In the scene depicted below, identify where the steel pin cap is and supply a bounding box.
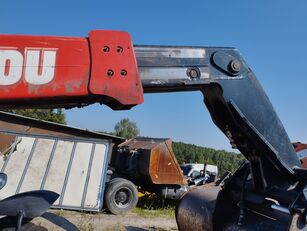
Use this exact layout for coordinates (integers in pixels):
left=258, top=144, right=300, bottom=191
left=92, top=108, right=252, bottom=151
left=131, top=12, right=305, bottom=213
left=229, top=59, right=241, bottom=73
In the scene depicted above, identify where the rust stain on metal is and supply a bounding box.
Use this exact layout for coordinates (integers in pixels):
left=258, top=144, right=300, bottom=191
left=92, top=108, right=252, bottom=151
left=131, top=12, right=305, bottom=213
left=27, top=85, right=40, bottom=95
left=64, top=76, right=89, bottom=93
left=65, top=83, right=75, bottom=93
left=119, top=137, right=187, bottom=185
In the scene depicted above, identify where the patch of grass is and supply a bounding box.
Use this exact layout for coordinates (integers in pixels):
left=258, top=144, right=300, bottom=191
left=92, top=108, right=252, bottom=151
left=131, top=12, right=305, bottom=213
left=137, top=194, right=177, bottom=209
left=53, top=209, right=66, bottom=217
left=78, top=223, right=95, bottom=231
left=133, top=194, right=176, bottom=218
left=76, top=213, right=96, bottom=231
left=133, top=207, right=174, bottom=218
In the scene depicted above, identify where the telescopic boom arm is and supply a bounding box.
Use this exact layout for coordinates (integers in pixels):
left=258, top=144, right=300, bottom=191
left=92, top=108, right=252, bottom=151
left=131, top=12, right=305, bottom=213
left=0, top=30, right=301, bottom=193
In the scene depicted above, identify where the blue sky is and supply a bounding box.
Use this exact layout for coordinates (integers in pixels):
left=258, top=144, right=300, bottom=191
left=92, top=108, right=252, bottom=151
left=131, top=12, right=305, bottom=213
left=1, top=1, right=307, bottom=151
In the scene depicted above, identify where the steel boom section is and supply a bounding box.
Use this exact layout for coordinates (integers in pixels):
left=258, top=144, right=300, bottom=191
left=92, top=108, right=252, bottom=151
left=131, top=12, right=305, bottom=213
left=135, top=45, right=300, bottom=191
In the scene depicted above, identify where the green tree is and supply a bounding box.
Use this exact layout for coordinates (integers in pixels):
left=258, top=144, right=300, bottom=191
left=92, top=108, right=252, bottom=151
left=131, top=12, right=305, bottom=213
left=6, top=109, right=66, bottom=124
left=172, top=141, right=245, bottom=175
left=114, top=118, right=140, bottom=139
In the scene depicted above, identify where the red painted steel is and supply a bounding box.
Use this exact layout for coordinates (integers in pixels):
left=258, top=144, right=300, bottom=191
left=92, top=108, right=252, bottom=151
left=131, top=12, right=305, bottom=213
left=0, top=31, right=143, bottom=109
left=0, top=34, right=90, bottom=99
left=88, top=30, right=143, bottom=108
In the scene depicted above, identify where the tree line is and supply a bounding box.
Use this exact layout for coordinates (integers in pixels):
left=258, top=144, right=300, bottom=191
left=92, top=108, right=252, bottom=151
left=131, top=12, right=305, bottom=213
left=172, top=142, right=245, bottom=175
left=5, top=109, right=66, bottom=124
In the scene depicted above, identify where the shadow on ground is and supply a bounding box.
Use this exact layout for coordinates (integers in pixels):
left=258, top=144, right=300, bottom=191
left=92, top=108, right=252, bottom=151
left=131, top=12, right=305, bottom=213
left=126, top=227, right=148, bottom=231
left=0, top=212, right=78, bottom=231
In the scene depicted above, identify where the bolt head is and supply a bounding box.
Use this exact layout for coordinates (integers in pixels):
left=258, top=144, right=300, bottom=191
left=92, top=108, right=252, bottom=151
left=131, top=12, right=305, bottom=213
left=230, top=59, right=241, bottom=73
left=103, top=46, right=110, bottom=52
left=121, top=69, right=127, bottom=76
left=187, top=67, right=200, bottom=79
left=107, top=69, right=114, bottom=77
left=190, top=70, right=198, bottom=78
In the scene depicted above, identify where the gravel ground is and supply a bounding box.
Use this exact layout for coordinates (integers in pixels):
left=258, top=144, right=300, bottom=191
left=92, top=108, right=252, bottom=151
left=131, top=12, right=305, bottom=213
left=8, top=210, right=178, bottom=231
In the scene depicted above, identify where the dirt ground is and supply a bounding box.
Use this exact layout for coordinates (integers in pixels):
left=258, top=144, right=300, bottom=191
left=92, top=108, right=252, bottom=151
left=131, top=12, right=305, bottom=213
left=13, top=210, right=178, bottom=231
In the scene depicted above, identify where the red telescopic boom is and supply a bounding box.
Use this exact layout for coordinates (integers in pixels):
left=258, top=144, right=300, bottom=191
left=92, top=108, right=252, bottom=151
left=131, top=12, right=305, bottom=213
left=0, top=30, right=143, bottom=110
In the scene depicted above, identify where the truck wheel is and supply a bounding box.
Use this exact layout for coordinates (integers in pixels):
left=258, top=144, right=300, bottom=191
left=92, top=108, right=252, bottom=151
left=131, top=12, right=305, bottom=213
left=105, top=178, right=138, bottom=215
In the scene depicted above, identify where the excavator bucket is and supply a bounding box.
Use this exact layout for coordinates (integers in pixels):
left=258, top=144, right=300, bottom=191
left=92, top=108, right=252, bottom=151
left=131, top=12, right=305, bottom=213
left=112, top=137, right=188, bottom=200
left=115, top=137, right=187, bottom=186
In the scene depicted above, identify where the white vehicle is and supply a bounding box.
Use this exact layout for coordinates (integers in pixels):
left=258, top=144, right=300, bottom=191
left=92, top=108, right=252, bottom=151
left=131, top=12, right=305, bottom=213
left=181, top=163, right=218, bottom=185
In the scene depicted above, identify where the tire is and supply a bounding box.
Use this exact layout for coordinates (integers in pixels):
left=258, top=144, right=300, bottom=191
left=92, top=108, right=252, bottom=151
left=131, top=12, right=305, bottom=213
left=104, top=178, right=138, bottom=215
left=107, top=177, right=124, bottom=185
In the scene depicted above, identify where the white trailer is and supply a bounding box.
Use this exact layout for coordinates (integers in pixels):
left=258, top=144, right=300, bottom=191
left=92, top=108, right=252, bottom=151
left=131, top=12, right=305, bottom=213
left=0, top=112, right=125, bottom=212
left=0, top=132, right=111, bottom=211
